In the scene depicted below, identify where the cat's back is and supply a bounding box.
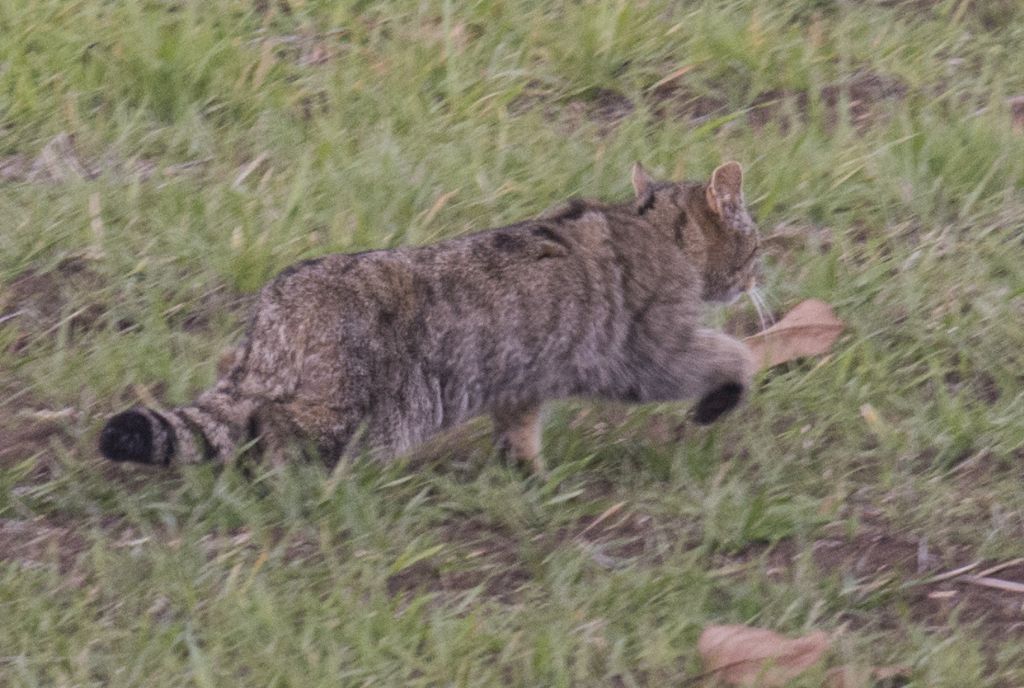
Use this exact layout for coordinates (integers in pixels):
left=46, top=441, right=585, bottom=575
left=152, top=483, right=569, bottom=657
left=250, top=199, right=699, bottom=364
left=261, top=205, right=619, bottom=318
left=244, top=206, right=622, bottom=367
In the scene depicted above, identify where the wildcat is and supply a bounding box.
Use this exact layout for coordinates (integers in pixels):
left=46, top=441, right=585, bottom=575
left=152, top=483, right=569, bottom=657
left=99, top=161, right=761, bottom=472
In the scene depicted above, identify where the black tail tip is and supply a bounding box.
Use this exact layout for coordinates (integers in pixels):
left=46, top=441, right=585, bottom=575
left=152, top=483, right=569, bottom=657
left=99, top=410, right=155, bottom=463
left=693, top=382, right=745, bottom=425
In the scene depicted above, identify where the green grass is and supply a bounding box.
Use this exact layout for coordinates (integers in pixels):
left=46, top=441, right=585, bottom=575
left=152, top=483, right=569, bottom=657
left=2, top=0, right=1024, bottom=685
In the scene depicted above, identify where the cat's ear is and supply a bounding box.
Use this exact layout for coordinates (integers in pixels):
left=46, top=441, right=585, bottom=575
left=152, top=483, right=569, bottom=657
left=631, top=162, right=654, bottom=200
left=706, top=161, right=744, bottom=216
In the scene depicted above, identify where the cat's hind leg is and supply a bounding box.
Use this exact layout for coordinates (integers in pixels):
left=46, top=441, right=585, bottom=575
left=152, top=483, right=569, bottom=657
left=492, top=404, right=545, bottom=474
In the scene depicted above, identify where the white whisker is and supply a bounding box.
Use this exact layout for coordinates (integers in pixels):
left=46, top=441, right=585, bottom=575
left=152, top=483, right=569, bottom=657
left=749, top=287, right=774, bottom=330
left=755, top=286, right=778, bottom=318
left=753, top=286, right=774, bottom=325
left=747, top=289, right=768, bottom=332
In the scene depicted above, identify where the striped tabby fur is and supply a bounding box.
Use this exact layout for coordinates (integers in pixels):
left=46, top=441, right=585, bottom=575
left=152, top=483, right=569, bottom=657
left=99, top=161, right=761, bottom=472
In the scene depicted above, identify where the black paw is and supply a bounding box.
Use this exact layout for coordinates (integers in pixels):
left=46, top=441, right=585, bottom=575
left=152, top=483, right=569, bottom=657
left=99, top=410, right=155, bottom=463
left=693, top=383, right=744, bottom=425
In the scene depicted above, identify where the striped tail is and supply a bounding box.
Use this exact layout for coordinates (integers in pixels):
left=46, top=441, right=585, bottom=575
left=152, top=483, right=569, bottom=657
left=98, top=387, right=259, bottom=465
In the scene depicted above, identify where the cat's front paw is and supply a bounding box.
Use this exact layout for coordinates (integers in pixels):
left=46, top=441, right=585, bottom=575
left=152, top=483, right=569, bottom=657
left=693, top=382, right=745, bottom=425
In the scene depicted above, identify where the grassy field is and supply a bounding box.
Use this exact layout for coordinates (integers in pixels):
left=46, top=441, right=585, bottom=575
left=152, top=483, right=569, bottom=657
left=2, top=0, right=1024, bottom=685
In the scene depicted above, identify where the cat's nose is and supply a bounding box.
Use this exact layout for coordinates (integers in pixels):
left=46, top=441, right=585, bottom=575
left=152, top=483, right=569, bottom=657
left=746, top=275, right=756, bottom=291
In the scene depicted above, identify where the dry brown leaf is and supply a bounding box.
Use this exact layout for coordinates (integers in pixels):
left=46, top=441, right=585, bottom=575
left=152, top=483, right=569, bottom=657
left=744, top=298, right=844, bottom=371
left=697, top=624, right=830, bottom=686
left=825, top=664, right=911, bottom=688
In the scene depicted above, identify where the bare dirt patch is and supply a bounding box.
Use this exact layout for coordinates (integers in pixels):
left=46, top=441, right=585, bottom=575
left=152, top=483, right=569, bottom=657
left=392, top=505, right=678, bottom=605
left=510, top=83, right=636, bottom=134
left=872, top=0, right=945, bottom=9
left=164, top=285, right=255, bottom=334
left=253, top=28, right=349, bottom=68
left=385, top=534, right=530, bottom=603
left=3, top=259, right=251, bottom=352
left=0, top=517, right=88, bottom=578
left=512, top=69, right=909, bottom=135
left=0, top=373, right=79, bottom=471
left=726, top=519, right=1024, bottom=636
left=2, top=257, right=108, bottom=350
left=565, top=508, right=663, bottom=563
left=809, top=529, right=929, bottom=583
left=649, top=84, right=729, bottom=125
left=0, top=405, right=73, bottom=470
left=385, top=506, right=663, bottom=603
left=427, top=517, right=533, bottom=603
left=825, top=70, right=910, bottom=130
left=563, top=88, right=636, bottom=132
left=390, top=499, right=1024, bottom=638
left=745, top=71, right=909, bottom=133
left=929, top=561, right=1024, bottom=633
left=0, top=132, right=210, bottom=185
left=1009, top=96, right=1024, bottom=135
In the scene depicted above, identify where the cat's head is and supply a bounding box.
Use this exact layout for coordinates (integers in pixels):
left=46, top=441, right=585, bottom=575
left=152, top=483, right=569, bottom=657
left=632, top=161, right=761, bottom=303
